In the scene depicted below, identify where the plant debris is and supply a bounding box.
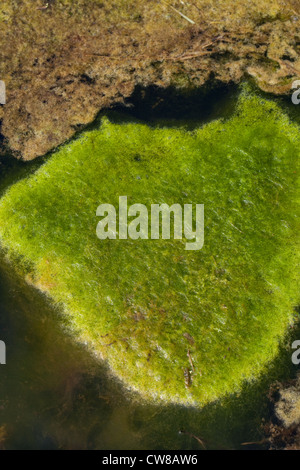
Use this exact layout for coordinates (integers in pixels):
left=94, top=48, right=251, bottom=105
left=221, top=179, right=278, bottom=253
left=0, top=0, right=299, bottom=160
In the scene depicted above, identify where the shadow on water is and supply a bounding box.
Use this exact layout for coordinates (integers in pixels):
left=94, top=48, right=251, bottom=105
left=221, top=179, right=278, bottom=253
left=91, top=80, right=241, bottom=131
left=0, top=81, right=299, bottom=450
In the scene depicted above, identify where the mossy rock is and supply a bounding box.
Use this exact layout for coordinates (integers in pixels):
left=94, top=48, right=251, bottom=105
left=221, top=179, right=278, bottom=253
left=0, top=90, right=299, bottom=405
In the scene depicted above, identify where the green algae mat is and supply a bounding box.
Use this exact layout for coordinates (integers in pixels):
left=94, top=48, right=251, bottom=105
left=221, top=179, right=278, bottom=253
left=0, top=91, right=299, bottom=405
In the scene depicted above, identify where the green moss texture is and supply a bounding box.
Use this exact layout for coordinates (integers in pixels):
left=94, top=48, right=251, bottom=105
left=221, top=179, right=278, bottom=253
left=0, top=90, right=299, bottom=405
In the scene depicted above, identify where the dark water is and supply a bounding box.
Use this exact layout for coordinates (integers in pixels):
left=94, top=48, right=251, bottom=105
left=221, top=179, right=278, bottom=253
left=0, top=84, right=299, bottom=450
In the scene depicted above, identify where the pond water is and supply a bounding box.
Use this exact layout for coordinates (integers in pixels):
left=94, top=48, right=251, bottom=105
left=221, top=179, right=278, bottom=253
left=0, top=84, right=299, bottom=450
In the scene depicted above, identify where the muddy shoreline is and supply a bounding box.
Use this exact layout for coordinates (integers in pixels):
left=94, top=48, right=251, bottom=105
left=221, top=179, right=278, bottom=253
left=0, top=0, right=300, bottom=161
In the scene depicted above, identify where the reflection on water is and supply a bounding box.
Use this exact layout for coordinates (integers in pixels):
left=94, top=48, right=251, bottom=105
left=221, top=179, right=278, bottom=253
left=0, top=88, right=299, bottom=449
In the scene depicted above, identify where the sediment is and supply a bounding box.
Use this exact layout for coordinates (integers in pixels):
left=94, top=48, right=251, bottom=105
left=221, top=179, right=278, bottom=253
left=0, top=0, right=300, bottom=160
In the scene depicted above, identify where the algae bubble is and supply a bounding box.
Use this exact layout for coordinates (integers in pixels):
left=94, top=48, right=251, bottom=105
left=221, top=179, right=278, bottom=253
left=0, top=90, right=298, bottom=405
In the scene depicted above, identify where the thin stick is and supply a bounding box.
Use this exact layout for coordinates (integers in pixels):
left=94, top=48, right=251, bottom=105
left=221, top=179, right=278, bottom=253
left=37, top=2, right=49, bottom=9
left=187, top=349, right=195, bottom=373
left=161, top=0, right=196, bottom=24
left=179, top=430, right=206, bottom=450
left=241, top=438, right=269, bottom=446
left=169, top=51, right=211, bottom=61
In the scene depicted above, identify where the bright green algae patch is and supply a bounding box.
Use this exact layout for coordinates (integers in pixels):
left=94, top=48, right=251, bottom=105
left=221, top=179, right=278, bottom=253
left=0, top=91, right=299, bottom=405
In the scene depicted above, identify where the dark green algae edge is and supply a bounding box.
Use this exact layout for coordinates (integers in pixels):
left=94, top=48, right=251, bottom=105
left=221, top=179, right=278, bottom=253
left=0, top=89, right=299, bottom=407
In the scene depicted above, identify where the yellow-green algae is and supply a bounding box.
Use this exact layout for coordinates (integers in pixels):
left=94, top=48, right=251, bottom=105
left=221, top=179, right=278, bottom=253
left=0, top=90, right=299, bottom=405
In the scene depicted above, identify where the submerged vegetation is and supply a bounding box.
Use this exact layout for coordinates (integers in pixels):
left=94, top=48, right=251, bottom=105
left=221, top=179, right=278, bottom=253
left=0, top=90, right=299, bottom=405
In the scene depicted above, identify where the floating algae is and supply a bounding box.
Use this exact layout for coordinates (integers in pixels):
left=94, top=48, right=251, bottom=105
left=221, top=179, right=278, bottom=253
left=0, top=90, right=299, bottom=405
